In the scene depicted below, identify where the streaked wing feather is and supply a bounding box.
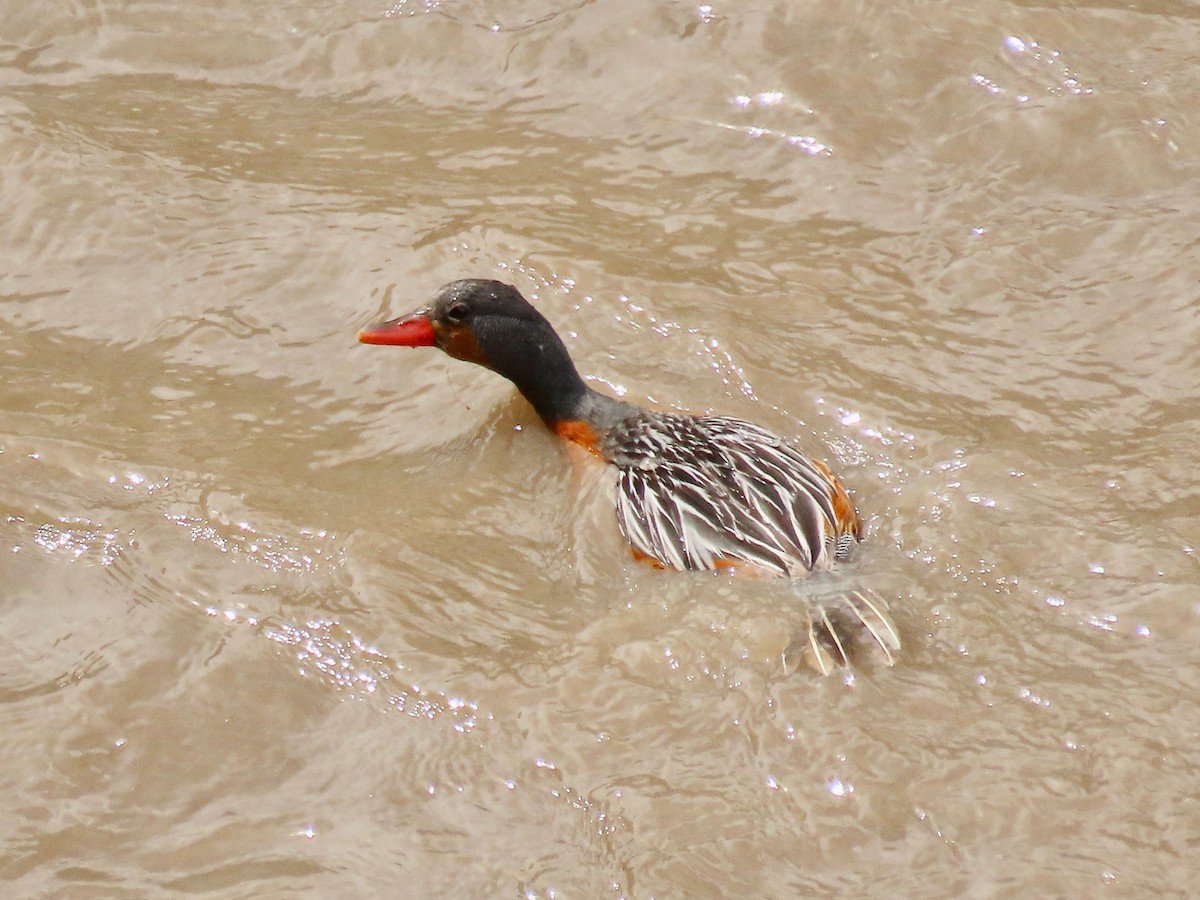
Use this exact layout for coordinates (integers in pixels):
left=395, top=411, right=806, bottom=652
left=611, top=414, right=849, bottom=576
left=840, top=589, right=901, bottom=662
left=608, top=412, right=901, bottom=674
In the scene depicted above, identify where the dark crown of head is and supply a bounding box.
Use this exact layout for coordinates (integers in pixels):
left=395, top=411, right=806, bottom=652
left=435, top=279, right=541, bottom=321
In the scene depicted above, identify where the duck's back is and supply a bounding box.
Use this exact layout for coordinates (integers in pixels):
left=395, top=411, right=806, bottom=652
left=601, top=412, right=861, bottom=576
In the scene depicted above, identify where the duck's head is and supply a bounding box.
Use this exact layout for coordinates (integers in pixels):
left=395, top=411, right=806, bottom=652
left=358, top=278, right=589, bottom=423
left=358, top=279, right=542, bottom=361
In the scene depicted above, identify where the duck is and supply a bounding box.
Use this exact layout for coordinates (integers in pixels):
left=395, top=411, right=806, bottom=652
left=358, top=278, right=900, bottom=674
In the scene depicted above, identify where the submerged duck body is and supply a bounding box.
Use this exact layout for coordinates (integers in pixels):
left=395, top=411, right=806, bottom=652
left=359, top=278, right=899, bottom=673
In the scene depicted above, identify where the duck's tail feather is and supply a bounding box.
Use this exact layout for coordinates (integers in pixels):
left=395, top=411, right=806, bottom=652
left=784, top=589, right=901, bottom=676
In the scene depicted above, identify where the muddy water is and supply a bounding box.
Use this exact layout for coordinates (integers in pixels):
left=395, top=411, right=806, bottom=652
left=3, top=1, right=1199, bottom=896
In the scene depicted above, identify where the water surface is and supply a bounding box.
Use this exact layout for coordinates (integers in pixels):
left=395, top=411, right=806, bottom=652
left=2, top=1, right=1199, bottom=896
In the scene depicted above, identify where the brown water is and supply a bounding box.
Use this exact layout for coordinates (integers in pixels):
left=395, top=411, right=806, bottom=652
left=3, top=1, right=1199, bottom=897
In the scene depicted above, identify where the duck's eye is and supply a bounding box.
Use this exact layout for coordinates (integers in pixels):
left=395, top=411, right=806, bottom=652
left=445, top=302, right=470, bottom=323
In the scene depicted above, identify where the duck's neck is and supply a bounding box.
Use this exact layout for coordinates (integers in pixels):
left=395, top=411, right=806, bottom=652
left=520, top=372, right=641, bottom=449
left=547, top=386, right=643, bottom=450
left=476, top=314, right=641, bottom=445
